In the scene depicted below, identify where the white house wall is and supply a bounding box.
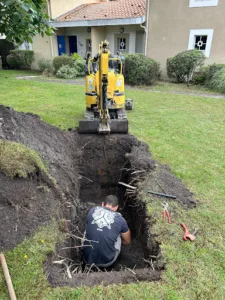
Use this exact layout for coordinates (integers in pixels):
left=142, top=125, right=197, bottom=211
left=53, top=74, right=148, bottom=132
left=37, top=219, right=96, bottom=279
left=106, top=25, right=143, bottom=54
left=64, top=25, right=144, bottom=56
left=31, top=25, right=145, bottom=69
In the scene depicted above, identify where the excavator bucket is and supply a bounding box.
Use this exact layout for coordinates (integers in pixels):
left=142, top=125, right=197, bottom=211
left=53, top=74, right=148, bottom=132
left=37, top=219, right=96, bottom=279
left=78, top=119, right=128, bottom=134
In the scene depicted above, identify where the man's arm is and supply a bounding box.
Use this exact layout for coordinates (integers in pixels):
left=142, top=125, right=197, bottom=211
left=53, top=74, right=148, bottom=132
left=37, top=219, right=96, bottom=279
left=121, top=229, right=131, bottom=245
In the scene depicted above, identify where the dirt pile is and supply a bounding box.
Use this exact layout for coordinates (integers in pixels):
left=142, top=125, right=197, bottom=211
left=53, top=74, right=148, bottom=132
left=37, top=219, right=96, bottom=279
left=0, top=105, right=79, bottom=251
left=0, top=105, right=196, bottom=286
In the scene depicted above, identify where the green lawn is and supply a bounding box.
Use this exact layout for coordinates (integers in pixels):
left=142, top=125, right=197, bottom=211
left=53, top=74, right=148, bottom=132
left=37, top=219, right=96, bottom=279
left=0, top=70, right=225, bottom=300
left=149, top=80, right=223, bottom=95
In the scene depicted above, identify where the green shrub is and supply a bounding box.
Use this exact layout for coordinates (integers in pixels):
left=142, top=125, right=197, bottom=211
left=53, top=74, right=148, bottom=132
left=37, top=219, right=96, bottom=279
left=204, top=64, right=225, bottom=86
left=6, top=54, right=21, bottom=69
left=167, top=50, right=205, bottom=83
left=193, top=66, right=209, bottom=85
left=38, top=58, right=53, bottom=72
left=6, top=50, right=34, bottom=69
left=53, top=55, right=73, bottom=73
left=0, top=56, right=2, bottom=70
left=124, top=54, right=160, bottom=86
left=71, top=52, right=83, bottom=61
left=73, top=60, right=85, bottom=76
left=38, top=58, right=53, bottom=76
left=56, top=65, right=77, bottom=79
left=207, top=68, right=225, bottom=93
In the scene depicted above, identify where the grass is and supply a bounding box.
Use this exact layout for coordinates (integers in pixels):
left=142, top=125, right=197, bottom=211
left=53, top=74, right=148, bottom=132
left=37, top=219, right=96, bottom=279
left=0, top=223, right=65, bottom=300
left=0, top=140, right=49, bottom=178
left=0, top=69, right=225, bottom=299
left=149, top=80, right=223, bottom=95
left=0, top=70, right=83, bottom=129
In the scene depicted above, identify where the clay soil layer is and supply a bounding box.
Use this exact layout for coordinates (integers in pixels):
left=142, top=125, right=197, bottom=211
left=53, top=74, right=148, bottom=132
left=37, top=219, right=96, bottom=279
left=0, top=106, right=196, bottom=287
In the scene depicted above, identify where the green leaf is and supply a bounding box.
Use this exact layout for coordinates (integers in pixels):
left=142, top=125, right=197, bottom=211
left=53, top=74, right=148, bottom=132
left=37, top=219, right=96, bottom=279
left=12, top=12, right=20, bottom=23
left=5, top=0, right=15, bottom=6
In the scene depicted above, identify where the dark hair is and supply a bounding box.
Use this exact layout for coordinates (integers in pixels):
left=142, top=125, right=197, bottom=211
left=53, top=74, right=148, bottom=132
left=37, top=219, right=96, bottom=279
left=104, top=195, right=118, bottom=207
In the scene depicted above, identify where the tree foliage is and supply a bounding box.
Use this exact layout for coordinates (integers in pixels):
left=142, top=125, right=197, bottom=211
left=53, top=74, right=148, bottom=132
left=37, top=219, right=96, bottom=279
left=0, top=0, right=54, bottom=45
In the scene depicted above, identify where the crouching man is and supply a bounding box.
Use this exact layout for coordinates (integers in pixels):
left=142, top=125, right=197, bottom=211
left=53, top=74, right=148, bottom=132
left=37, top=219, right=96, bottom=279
left=83, top=195, right=131, bottom=267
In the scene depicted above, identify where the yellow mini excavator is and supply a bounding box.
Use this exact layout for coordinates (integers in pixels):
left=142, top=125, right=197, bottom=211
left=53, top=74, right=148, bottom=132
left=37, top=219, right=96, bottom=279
left=78, top=40, right=131, bottom=134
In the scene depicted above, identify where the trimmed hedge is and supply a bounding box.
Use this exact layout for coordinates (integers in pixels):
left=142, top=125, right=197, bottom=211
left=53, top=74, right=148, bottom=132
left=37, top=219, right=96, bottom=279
left=53, top=55, right=73, bottom=73
left=6, top=50, right=34, bottom=69
left=167, top=50, right=205, bottom=83
left=124, top=54, right=160, bottom=86
left=0, top=56, right=2, bottom=70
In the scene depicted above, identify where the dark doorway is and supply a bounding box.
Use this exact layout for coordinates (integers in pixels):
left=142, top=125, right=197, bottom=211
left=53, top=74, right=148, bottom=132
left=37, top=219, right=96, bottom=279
left=57, top=36, right=66, bottom=56
left=69, top=36, right=77, bottom=54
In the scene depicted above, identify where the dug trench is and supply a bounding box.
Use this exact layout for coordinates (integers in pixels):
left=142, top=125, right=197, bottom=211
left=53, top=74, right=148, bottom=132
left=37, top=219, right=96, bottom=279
left=46, top=135, right=162, bottom=287
left=0, top=106, right=196, bottom=288
left=46, top=135, right=195, bottom=287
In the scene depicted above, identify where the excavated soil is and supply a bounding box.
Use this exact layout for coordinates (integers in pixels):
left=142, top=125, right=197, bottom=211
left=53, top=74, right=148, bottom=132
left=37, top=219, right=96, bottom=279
left=0, top=105, right=79, bottom=251
left=0, top=105, right=196, bottom=286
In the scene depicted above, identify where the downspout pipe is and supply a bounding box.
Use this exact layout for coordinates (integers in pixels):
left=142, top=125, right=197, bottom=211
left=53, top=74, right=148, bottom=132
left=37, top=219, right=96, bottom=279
left=144, top=0, right=150, bottom=56
left=47, top=0, right=54, bottom=57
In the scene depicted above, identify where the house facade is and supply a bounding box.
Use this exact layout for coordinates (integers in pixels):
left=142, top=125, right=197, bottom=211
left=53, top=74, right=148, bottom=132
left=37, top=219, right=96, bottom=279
left=146, top=0, right=225, bottom=76
left=31, top=0, right=146, bottom=68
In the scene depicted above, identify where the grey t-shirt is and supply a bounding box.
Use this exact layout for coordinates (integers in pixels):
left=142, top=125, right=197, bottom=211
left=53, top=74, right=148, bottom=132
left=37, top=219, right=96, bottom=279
left=83, top=206, right=129, bottom=265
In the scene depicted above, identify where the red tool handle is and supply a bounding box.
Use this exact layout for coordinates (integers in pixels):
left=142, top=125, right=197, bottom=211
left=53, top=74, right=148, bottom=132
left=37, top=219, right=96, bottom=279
left=167, top=211, right=172, bottom=224
left=181, top=223, right=187, bottom=232
left=181, top=223, right=195, bottom=241
left=162, top=211, right=172, bottom=223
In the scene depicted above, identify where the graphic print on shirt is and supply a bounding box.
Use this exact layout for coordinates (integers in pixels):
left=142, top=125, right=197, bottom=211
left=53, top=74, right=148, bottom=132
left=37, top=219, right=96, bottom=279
left=91, top=207, right=115, bottom=230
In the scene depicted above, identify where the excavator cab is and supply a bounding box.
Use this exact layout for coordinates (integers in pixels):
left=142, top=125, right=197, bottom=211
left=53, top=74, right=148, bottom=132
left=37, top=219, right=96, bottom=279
left=78, top=41, right=128, bottom=134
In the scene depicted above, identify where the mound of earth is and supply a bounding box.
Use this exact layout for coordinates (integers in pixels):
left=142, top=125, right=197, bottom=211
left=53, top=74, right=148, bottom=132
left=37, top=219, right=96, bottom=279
left=0, top=105, right=79, bottom=251
left=0, top=105, right=196, bottom=286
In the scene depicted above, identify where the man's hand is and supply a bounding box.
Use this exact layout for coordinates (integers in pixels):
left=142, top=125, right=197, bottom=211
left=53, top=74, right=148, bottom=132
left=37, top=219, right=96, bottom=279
left=121, top=229, right=131, bottom=245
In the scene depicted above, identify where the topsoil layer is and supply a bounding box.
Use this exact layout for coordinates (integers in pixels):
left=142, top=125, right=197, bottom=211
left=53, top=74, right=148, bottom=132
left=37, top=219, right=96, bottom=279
left=0, top=105, right=196, bottom=286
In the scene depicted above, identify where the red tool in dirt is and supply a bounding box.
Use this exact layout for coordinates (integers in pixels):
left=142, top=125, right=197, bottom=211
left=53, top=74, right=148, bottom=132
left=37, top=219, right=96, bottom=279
left=181, top=223, right=196, bottom=241
left=162, top=202, right=172, bottom=224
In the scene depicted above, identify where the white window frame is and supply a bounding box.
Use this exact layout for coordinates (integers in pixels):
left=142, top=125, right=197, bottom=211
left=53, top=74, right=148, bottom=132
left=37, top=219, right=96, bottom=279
left=117, top=37, right=127, bottom=51
left=188, top=29, right=214, bottom=57
left=86, top=39, right=92, bottom=53
left=19, top=41, right=32, bottom=51
left=189, top=0, right=219, bottom=8
left=0, top=33, right=6, bottom=40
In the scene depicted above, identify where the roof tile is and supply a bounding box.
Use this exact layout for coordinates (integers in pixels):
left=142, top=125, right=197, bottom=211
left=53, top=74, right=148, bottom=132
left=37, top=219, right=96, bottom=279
left=57, top=0, right=146, bottom=22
